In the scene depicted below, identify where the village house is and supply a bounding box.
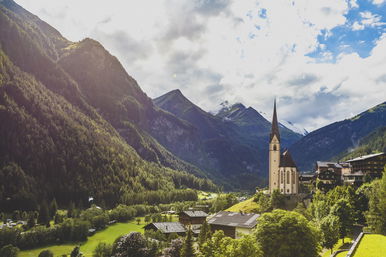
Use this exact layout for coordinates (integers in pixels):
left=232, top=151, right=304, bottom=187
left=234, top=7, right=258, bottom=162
left=143, top=222, right=186, bottom=236
left=207, top=211, right=260, bottom=239
left=179, top=210, right=208, bottom=226
left=314, top=161, right=343, bottom=191
left=346, top=152, right=386, bottom=179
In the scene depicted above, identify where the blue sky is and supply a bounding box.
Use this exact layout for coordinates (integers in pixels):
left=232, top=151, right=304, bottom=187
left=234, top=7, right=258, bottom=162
left=309, top=0, right=386, bottom=61
left=16, top=0, right=386, bottom=132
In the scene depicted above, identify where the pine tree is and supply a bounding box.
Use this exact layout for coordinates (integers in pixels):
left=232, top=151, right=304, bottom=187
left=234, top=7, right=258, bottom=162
left=181, top=228, right=195, bottom=257
left=198, top=220, right=209, bottom=246
left=37, top=201, right=50, bottom=226
left=27, top=212, right=36, bottom=229
left=49, top=198, right=58, bottom=219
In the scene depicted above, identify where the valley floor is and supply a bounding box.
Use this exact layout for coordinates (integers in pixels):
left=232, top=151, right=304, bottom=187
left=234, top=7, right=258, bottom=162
left=19, top=218, right=145, bottom=257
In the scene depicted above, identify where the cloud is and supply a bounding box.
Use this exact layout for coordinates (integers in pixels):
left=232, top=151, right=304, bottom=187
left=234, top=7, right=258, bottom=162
left=14, top=0, right=386, bottom=132
left=352, top=11, right=385, bottom=30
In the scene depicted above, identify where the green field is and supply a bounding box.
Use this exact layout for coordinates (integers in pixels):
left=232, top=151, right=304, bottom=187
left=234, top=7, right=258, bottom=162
left=198, top=191, right=218, bottom=200
left=226, top=197, right=258, bottom=213
left=19, top=219, right=145, bottom=257
left=321, top=237, right=352, bottom=257
left=353, top=234, right=386, bottom=257
left=336, top=251, right=348, bottom=257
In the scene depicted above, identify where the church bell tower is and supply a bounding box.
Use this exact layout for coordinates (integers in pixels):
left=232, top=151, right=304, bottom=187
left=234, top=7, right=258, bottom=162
left=269, top=100, right=281, bottom=193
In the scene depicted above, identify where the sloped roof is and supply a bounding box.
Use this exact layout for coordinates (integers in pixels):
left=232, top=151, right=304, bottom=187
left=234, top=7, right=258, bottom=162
left=279, top=150, right=297, bottom=168
left=316, top=161, right=342, bottom=169
left=346, top=152, right=385, bottom=162
left=144, top=222, right=186, bottom=233
left=181, top=210, right=208, bottom=217
left=208, top=211, right=260, bottom=229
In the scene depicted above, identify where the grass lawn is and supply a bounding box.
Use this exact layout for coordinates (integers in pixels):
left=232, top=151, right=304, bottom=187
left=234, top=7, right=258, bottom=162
left=336, top=251, right=348, bottom=257
left=198, top=191, right=218, bottom=200
left=19, top=218, right=146, bottom=257
left=321, top=237, right=353, bottom=257
left=353, top=234, right=386, bottom=257
left=226, top=197, right=258, bottom=213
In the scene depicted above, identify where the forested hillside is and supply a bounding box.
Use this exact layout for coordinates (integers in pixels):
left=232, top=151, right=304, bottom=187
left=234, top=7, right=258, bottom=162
left=0, top=0, right=216, bottom=211
left=337, top=126, right=386, bottom=161
left=290, top=102, right=386, bottom=171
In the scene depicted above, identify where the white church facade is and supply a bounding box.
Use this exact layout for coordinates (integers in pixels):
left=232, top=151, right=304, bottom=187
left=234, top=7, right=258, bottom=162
left=268, top=101, right=299, bottom=195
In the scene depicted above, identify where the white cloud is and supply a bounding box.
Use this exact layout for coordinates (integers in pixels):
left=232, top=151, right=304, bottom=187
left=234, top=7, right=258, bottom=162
left=14, top=0, right=386, bottom=132
left=372, top=0, right=386, bottom=5
left=352, top=11, right=385, bottom=30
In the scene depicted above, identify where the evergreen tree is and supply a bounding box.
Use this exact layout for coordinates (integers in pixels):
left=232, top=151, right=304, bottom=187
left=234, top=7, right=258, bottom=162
left=198, top=220, right=209, bottom=246
left=366, top=168, right=386, bottom=234
left=27, top=212, right=36, bottom=229
left=49, top=199, right=58, bottom=219
left=68, top=201, right=75, bottom=218
left=38, top=201, right=50, bottom=227
left=70, top=246, right=82, bottom=257
left=181, top=228, right=195, bottom=257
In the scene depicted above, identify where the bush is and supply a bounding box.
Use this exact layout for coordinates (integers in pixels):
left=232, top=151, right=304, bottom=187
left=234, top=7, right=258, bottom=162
left=38, top=249, right=54, bottom=257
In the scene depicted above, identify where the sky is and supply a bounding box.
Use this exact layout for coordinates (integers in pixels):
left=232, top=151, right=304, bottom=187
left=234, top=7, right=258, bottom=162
left=15, top=0, right=386, bottom=132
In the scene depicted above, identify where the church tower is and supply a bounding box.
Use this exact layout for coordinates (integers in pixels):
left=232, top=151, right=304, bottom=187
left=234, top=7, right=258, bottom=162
left=269, top=100, right=280, bottom=193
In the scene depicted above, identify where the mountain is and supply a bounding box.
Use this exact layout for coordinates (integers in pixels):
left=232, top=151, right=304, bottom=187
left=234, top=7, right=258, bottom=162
left=337, top=126, right=386, bottom=161
left=290, top=102, right=386, bottom=171
left=0, top=0, right=216, bottom=211
left=280, top=120, right=308, bottom=136
left=154, top=90, right=303, bottom=189
left=216, top=102, right=303, bottom=148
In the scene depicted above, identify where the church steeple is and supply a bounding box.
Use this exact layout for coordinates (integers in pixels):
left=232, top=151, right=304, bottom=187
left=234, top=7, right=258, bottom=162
left=270, top=99, right=280, bottom=141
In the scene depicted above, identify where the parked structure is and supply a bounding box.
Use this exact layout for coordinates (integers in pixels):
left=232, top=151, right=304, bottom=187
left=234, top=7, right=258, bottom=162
left=208, top=211, right=260, bottom=239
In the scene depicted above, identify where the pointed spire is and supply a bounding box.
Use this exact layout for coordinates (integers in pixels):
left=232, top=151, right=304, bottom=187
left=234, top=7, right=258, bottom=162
left=270, top=99, right=280, bottom=141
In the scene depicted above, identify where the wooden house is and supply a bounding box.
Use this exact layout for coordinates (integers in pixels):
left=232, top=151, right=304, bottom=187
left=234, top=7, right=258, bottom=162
left=208, top=211, right=260, bottom=239
left=143, top=222, right=186, bottom=236
left=179, top=210, right=208, bottom=226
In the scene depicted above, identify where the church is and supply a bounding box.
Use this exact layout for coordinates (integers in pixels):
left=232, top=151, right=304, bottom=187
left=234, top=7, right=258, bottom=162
left=268, top=100, right=299, bottom=194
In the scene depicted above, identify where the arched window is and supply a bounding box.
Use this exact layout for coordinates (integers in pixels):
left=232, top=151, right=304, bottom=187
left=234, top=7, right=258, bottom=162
left=281, top=170, right=284, bottom=183
left=286, top=170, right=289, bottom=183
left=273, top=145, right=277, bottom=151
left=292, top=171, right=295, bottom=183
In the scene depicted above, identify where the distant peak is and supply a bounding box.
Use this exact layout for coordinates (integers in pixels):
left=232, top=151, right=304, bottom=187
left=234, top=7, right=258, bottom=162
left=232, top=103, right=246, bottom=109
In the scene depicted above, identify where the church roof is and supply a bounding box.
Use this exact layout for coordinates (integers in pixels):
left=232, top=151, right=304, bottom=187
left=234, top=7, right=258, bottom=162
left=279, top=150, right=297, bottom=168
left=270, top=99, right=280, bottom=141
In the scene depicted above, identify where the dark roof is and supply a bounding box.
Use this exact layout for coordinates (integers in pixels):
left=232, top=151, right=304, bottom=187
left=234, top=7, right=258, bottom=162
left=346, top=152, right=385, bottom=162
left=181, top=211, right=208, bottom=217
left=208, top=211, right=260, bottom=229
left=279, top=150, right=297, bottom=168
left=144, top=222, right=186, bottom=234
left=270, top=99, right=280, bottom=141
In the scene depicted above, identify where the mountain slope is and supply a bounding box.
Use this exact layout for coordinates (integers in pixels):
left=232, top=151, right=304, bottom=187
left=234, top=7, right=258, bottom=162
left=290, top=102, right=386, bottom=171
left=154, top=90, right=303, bottom=189
left=336, top=126, right=386, bottom=161
left=0, top=0, right=216, bottom=211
